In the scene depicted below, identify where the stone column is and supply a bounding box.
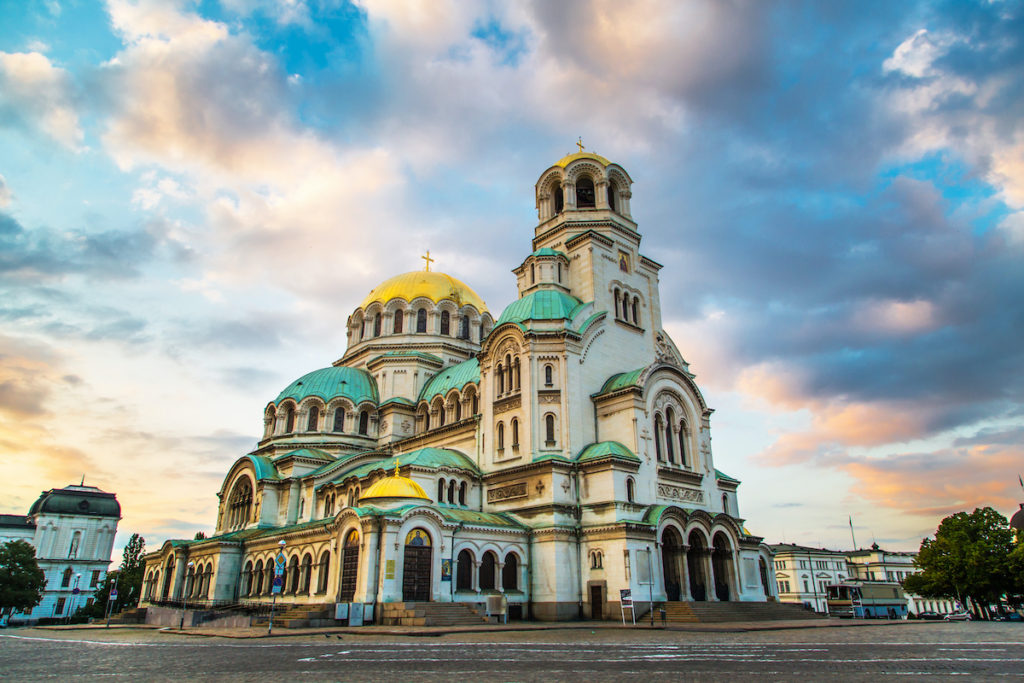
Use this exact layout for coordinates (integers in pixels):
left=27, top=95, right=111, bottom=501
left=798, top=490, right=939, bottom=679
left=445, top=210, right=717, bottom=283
left=473, top=561, right=481, bottom=593
left=596, top=179, right=609, bottom=209
left=680, top=544, right=692, bottom=601
left=704, top=549, right=718, bottom=602
left=497, top=561, right=505, bottom=593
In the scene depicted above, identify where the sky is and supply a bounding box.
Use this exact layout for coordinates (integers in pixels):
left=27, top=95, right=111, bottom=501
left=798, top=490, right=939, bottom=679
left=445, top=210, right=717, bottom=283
left=1, top=0, right=1023, bottom=561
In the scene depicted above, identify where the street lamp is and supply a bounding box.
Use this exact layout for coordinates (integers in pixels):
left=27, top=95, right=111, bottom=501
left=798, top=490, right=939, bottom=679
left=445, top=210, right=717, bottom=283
left=268, top=540, right=286, bottom=635
left=180, top=561, right=195, bottom=630
left=67, top=573, right=82, bottom=624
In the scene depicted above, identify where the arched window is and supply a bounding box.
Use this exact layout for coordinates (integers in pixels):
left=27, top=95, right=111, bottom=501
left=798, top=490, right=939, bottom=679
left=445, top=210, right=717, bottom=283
left=448, top=480, right=456, bottom=504
left=299, top=497, right=305, bottom=518
left=545, top=414, right=556, bottom=446
left=576, top=176, right=596, bottom=208
left=243, top=561, right=253, bottom=596
left=316, top=551, right=330, bottom=594
left=416, top=308, right=427, bottom=333
left=654, top=414, right=664, bottom=462
left=480, top=552, right=497, bottom=590
left=665, top=408, right=676, bottom=464
left=626, top=477, right=636, bottom=503
left=459, top=481, right=467, bottom=506
left=307, top=405, right=319, bottom=431
left=531, top=263, right=536, bottom=284
left=678, top=423, right=688, bottom=467
left=254, top=560, right=264, bottom=595
left=513, top=358, right=521, bottom=390
left=614, top=288, right=621, bottom=318
left=456, top=549, right=473, bottom=590
left=437, top=479, right=445, bottom=503
left=502, top=552, right=519, bottom=590
left=284, top=405, right=295, bottom=433
left=373, top=314, right=381, bottom=337
left=68, top=531, right=81, bottom=558
left=511, top=418, right=519, bottom=447
left=497, top=422, right=505, bottom=450
left=632, top=297, right=639, bottom=325
left=557, top=262, right=562, bottom=282
left=358, top=410, right=369, bottom=435
left=62, top=567, right=73, bottom=587
left=454, top=399, right=462, bottom=421
left=333, top=407, right=345, bottom=432
left=497, top=364, right=505, bottom=394
left=590, top=550, right=603, bottom=569
left=436, top=400, right=446, bottom=427
left=440, top=310, right=450, bottom=336
left=288, top=555, right=300, bottom=594
left=300, top=554, right=313, bottom=594
left=472, top=394, right=479, bottom=415
left=227, top=477, right=253, bottom=529
left=553, top=182, right=563, bottom=214
left=608, top=180, right=618, bottom=212
left=459, top=315, right=469, bottom=339
left=722, top=493, right=730, bottom=516
left=544, top=364, right=553, bottom=386
left=264, top=562, right=273, bottom=595
left=393, top=309, right=403, bottom=334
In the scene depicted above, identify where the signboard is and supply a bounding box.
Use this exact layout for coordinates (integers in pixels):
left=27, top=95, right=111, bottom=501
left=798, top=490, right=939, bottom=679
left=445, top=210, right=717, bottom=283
left=441, top=559, right=452, bottom=582
left=385, top=559, right=395, bottom=580
left=109, top=589, right=118, bottom=600
left=619, top=589, right=632, bottom=607
left=272, top=576, right=283, bottom=595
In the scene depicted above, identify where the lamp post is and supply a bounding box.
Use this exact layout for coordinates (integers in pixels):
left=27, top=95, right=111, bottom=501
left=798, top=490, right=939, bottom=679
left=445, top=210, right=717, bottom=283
left=179, top=561, right=194, bottom=630
left=67, top=573, right=82, bottom=624
left=105, top=571, right=120, bottom=628
left=268, top=540, right=286, bottom=635
left=646, top=546, right=654, bottom=627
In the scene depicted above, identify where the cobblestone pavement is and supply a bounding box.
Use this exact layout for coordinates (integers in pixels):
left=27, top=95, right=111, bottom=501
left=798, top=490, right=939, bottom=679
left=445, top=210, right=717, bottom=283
left=1, top=622, right=1021, bottom=681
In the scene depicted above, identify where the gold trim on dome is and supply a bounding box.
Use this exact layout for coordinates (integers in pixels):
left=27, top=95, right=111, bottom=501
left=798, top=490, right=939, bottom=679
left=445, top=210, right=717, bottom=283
left=359, top=270, right=488, bottom=312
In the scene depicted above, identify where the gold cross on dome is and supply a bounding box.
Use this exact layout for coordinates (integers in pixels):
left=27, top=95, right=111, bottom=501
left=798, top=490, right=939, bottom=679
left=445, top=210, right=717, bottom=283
left=421, top=250, right=434, bottom=272
left=577, top=137, right=585, bottom=153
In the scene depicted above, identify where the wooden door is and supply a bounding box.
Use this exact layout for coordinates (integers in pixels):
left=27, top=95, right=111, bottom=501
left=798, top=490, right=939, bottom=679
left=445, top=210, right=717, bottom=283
left=339, top=545, right=359, bottom=602
left=402, top=545, right=432, bottom=602
left=590, top=584, right=603, bottom=620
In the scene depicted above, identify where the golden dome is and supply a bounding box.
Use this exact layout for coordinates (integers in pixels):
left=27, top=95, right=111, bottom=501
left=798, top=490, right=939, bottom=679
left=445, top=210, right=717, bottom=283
left=359, top=469, right=430, bottom=502
left=555, top=151, right=612, bottom=168
left=359, top=270, right=488, bottom=312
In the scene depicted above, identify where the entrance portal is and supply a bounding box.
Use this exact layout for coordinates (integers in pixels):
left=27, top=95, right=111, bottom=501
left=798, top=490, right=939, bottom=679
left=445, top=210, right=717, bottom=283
left=661, top=528, right=683, bottom=601
left=339, top=530, right=359, bottom=602
left=590, top=584, right=603, bottom=620
left=687, top=531, right=708, bottom=601
left=402, top=528, right=432, bottom=602
left=712, top=532, right=733, bottom=602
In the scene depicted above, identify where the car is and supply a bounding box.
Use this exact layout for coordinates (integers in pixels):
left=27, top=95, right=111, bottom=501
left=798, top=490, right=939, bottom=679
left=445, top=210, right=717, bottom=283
left=916, top=611, right=944, bottom=620
left=944, top=611, right=973, bottom=621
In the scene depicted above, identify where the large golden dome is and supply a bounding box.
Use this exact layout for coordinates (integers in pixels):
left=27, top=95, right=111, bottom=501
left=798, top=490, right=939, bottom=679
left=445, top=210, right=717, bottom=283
left=555, top=151, right=612, bottom=168
left=359, top=270, right=488, bottom=312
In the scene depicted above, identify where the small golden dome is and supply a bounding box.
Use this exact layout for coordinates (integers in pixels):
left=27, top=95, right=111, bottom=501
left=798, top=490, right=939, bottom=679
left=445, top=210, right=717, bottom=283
left=555, top=151, right=612, bottom=168
left=359, top=469, right=430, bottom=502
left=359, top=271, right=488, bottom=312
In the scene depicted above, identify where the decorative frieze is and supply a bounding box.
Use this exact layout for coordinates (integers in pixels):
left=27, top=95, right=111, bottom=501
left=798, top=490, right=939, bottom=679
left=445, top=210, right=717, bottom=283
left=487, top=482, right=528, bottom=503
left=494, top=396, right=521, bottom=414
left=656, top=482, right=704, bottom=504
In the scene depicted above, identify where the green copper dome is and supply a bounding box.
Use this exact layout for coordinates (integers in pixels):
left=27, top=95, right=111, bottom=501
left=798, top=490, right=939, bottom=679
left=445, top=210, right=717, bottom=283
left=496, top=290, right=584, bottom=326
left=419, top=358, right=480, bottom=403
left=28, top=485, right=121, bottom=518
left=275, top=366, right=378, bottom=406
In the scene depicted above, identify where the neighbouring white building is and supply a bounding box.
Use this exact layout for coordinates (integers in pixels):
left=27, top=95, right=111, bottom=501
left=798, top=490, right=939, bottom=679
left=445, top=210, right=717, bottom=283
left=0, top=483, right=121, bottom=624
left=139, top=148, right=776, bottom=623
left=770, top=544, right=850, bottom=613
left=771, top=542, right=957, bottom=615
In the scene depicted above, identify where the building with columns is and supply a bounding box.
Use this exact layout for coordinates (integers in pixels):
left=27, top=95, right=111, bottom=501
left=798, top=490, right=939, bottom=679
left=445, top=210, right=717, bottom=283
left=138, top=148, right=775, bottom=621
left=0, top=483, right=120, bottom=624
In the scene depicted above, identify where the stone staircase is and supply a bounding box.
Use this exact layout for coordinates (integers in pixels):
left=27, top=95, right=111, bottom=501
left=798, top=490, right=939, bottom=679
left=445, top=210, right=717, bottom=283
left=659, top=601, right=826, bottom=623
left=107, top=607, right=147, bottom=624
left=253, top=604, right=336, bottom=629
left=381, top=602, right=489, bottom=627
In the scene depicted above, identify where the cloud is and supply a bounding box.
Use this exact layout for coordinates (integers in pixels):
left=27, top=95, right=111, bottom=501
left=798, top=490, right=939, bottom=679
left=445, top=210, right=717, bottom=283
left=0, top=176, right=11, bottom=208
left=0, top=51, right=82, bottom=147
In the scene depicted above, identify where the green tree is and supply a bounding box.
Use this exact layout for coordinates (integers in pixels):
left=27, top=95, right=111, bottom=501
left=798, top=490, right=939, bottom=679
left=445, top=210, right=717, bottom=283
left=904, top=507, right=1014, bottom=616
left=76, top=533, right=147, bottom=619
left=0, top=540, right=47, bottom=619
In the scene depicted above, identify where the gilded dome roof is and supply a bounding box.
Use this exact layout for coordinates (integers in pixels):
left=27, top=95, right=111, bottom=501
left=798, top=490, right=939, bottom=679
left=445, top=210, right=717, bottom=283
left=555, top=151, right=612, bottom=168
left=359, top=271, right=488, bottom=312
left=359, top=468, right=430, bottom=502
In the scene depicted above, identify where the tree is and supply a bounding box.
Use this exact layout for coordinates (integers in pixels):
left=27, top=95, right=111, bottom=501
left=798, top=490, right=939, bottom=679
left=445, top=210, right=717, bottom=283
left=193, top=531, right=207, bottom=540
left=904, top=507, right=1014, bottom=616
left=76, top=533, right=147, bottom=619
left=0, top=540, right=47, bottom=619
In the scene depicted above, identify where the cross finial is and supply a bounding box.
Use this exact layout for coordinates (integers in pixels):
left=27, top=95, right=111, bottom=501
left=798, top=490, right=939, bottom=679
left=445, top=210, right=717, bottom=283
left=421, top=250, right=434, bottom=272
left=576, top=136, right=585, bottom=153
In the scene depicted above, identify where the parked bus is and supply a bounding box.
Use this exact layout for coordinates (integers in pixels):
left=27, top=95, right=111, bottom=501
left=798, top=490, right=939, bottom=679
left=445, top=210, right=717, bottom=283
left=826, top=581, right=908, bottom=619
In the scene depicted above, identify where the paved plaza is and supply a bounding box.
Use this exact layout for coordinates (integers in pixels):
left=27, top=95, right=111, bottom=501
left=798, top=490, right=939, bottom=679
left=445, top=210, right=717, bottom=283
left=1, top=621, right=1021, bottom=681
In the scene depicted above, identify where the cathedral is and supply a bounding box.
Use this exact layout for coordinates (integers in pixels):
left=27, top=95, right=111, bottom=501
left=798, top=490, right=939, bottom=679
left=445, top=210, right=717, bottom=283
left=139, top=149, right=775, bottom=622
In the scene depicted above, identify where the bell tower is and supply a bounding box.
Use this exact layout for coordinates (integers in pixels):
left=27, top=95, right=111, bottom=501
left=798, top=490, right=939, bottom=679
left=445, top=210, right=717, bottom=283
left=527, top=145, right=663, bottom=339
